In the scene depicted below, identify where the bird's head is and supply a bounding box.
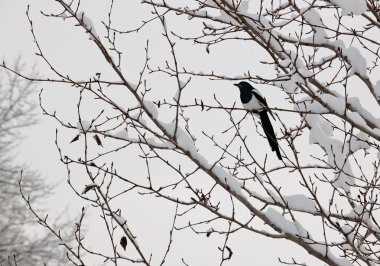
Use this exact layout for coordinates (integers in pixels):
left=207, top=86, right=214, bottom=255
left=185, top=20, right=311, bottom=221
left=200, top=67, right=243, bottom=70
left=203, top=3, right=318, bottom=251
left=234, top=81, right=253, bottom=93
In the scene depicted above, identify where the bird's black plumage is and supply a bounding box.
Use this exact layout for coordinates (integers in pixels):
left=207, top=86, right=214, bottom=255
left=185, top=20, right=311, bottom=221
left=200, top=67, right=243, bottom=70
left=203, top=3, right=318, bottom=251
left=259, top=111, right=282, bottom=160
left=234, top=81, right=282, bottom=160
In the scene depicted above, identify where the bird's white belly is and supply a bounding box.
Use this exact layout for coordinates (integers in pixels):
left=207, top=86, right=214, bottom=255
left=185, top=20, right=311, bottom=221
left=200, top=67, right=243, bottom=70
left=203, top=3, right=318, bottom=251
left=243, top=97, right=264, bottom=112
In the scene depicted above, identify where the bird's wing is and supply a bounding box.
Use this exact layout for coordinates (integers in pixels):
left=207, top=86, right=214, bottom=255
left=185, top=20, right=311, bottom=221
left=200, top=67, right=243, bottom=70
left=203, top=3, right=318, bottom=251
left=251, top=90, right=268, bottom=108
left=252, top=90, right=276, bottom=120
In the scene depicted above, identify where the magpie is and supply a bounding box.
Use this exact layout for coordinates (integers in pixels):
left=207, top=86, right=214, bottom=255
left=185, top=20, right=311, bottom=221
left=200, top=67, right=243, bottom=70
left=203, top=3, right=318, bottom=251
left=234, top=81, right=282, bottom=160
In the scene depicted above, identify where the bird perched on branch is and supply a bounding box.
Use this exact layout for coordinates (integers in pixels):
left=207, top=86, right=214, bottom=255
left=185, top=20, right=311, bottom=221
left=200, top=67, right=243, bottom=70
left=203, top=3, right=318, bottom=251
left=234, top=81, right=282, bottom=160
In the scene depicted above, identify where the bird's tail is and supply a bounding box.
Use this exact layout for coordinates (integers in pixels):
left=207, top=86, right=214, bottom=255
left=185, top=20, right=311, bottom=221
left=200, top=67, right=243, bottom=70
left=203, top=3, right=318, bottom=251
left=259, top=111, right=282, bottom=160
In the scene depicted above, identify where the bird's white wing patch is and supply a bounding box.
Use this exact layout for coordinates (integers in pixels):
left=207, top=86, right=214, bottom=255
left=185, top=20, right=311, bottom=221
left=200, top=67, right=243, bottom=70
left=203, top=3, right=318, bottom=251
left=252, top=87, right=264, bottom=98
left=243, top=92, right=265, bottom=111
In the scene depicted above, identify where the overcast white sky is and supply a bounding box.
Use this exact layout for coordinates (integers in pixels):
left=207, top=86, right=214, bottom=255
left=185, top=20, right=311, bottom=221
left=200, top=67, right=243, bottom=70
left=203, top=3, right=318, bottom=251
left=0, top=1, right=349, bottom=265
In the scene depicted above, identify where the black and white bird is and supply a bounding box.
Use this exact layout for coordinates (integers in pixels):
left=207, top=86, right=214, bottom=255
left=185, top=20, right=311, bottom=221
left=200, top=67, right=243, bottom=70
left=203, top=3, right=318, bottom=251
left=234, top=81, right=282, bottom=160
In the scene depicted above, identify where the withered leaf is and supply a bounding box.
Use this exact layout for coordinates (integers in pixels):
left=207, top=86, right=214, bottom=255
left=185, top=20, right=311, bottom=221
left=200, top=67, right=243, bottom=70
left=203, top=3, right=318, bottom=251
left=82, top=183, right=97, bottom=194
left=120, top=236, right=127, bottom=250
left=226, top=246, right=233, bottom=260
left=70, top=134, right=80, bottom=143
left=93, top=134, right=103, bottom=146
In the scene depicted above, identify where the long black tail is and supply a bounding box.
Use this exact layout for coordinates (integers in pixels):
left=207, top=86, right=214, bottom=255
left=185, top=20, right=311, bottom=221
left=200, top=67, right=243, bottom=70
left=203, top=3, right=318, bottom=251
left=259, top=111, right=282, bottom=160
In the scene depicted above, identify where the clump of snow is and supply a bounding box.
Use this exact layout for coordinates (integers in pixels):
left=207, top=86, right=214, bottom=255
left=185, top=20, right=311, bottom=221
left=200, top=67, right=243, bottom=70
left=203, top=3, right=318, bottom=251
left=187, top=9, right=212, bottom=21
left=347, top=96, right=380, bottom=129
left=374, top=80, right=380, bottom=100
left=60, top=12, right=71, bottom=20
left=203, top=22, right=221, bottom=31
left=173, top=89, right=180, bottom=102
left=332, top=39, right=345, bottom=51
left=296, top=98, right=355, bottom=193
left=264, top=208, right=307, bottom=236
left=320, top=119, right=333, bottom=136
left=330, top=0, right=367, bottom=15
left=283, top=194, right=317, bottom=213
left=256, top=16, right=282, bottom=52
left=349, top=131, right=369, bottom=153
left=160, top=121, right=176, bottom=137
left=112, top=128, right=174, bottom=149
left=306, top=113, right=354, bottom=193
left=178, top=77, right=190, bottom=90
left=174, top=77, right=191, bottom=102
left=266, top=206, right=353, bottom=265
left=76, top=11, right=99, bottom=40
left=211, top=166, right=244, bottom=194
left=314, top=55, right=336, bottom=66
left=305, top=115, right=331, bottom=145
left=129, top=111, right=141, bottom=121
left=301, top=8, right=323, bottom=26
left=301, top=8, right=327, bottom=44
left=279, top=59, right=291, bottom=68
left=175, top=126, right=199, bottom=159
left=346, top=205, right=366, bottom=220
left=115, top=129, right=128, bottom=139
left=204, top=0, right=217, bottom=8
left=77, top=120, right=91, bottom=131
left=319, top=94, right=345, bottom=115
left=348, top=112, right=367, bottom=127
left=276, top=73, right=305, bottom=93
left=146, top=137, right=175, bottom=149
left=172, top=124, right=245, bottom=195
left=237, top=0, right=249, bottom=12
left=143, top=100, right=158, bottom=119
left=298, top=67, right=313, bottom=78
left=344, top=47, right=367, bottom=76
left=114, top=213, right=127, bottom=226
left=217, top=10, right=235, bottom=24
left=332, top=41, right=367, bottom=76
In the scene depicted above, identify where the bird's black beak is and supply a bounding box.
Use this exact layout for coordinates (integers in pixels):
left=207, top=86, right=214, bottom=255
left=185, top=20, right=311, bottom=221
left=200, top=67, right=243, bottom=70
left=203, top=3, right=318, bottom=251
left=233, top=83, right=239, bottom=87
